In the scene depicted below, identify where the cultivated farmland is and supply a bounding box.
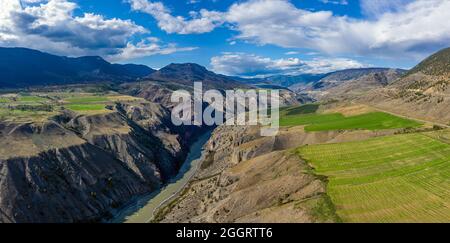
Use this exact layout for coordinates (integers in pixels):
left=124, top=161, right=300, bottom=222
left=304, top=112, right=421, bottom=131
left=297, top=133, right=450, bottom=222
left=280, top=104, right=421, bottom=131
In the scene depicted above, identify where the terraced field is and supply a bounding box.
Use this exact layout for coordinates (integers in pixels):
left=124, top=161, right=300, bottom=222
left=297, top=133, right=450, bottom=222
left=280, top=104, right=421, bottom=131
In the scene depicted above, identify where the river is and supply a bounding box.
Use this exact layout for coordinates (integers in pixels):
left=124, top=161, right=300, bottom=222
left=111, top=131, right=212, bottom=223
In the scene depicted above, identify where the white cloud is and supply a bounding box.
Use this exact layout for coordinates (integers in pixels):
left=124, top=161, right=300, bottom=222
left=129, top=0, right=450, bottom=59
left=320, top=0, right=348, bottom=5
left=210, top=52, right=366, bottom=77
left=302, top=57, right=366, bottom=74
left=127, top=0, right=224, bottom=34
left=0, top=0, right=195, bottom=61
left=225, top=0, right=450, bottom=58
left=211, top=52, right=304, bottom=77
left=360, top=0, right=414, bottom=18
left=20, top=0, right=46, bottom=3
left=108, top=38, right=197, bottom=62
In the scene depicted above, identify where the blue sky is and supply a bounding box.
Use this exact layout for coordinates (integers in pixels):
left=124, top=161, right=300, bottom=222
left=1, top=0, right=450, bottom=76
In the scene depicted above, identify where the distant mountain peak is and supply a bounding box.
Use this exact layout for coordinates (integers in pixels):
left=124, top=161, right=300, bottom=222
left=76, top=56, right=107, bottom=61
left=147, top=63, right=248, bottom=90
left=160, top=63, right=209, bottom=73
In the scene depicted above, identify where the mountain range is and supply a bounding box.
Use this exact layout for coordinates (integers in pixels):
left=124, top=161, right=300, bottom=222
left=234, top=73, right=326, bottom=88
left=0, top=47, right=405, bottom=92
left=0, top=47, right=155, bottom=88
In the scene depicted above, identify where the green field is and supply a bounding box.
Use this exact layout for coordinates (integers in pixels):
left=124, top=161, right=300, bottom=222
left=280, top=105, right=421, bottom=131
left=280, top=113, right=345, bottom=127
left=64, top=96, right=109, bottom=103
left=282, top=104, right=319, bottom=116
left=304, top=112, right=421, bottom=131
left=64, top=95, right=110, bottom=112
left=66, top=104, right=106, bottom=111
left=297, top=133, right=450, bottom=222
left=18, top=95, right=48, bottom=103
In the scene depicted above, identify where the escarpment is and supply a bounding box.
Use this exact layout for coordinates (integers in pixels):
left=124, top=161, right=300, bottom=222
left=0, top=100, right=200, bottom=223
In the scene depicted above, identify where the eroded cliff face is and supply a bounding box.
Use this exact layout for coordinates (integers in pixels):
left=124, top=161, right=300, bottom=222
left=0, top=143, right=152, bottom=222
left=0, top=101, right=198, bottom=223
left=64, top=110, right=178, bottom=183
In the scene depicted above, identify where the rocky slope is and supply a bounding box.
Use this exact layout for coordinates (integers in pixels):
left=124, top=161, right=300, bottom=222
left=358, top=47, right=450, bottom=124
left=120, top=81, right=189, bottom=108
left=315, top=69, right=405, bottom=100
left=290, top=68, right=405, bottom=100
left=0, top=100, right=199, bottom=223
left=121, top=80, right=307, bottom=108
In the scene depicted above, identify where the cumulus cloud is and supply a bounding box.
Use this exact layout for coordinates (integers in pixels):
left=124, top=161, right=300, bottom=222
left=210, top=52, right=366, bottom=77
left=211, top=52, right=305, bottom=77
left=129, top=0, right=450, bottom=59
left=127, top=0, right=224, bottom=34
left=108, top=38, right=198, bottom=62
left=226, top=0, right=450, bottom=58
left=0, top=0, right=195, bottom=61
left=301, top=57, right=366, bottom=74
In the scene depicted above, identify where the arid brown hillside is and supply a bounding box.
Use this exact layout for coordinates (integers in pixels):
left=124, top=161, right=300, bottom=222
left=407, top=47, right=450, bottom=76
left=357, top=47, right=450, bottom=124
left=314, top=69, right=405, bottom=100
